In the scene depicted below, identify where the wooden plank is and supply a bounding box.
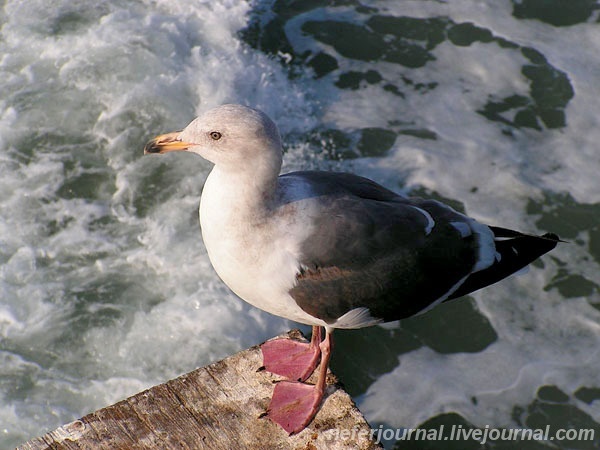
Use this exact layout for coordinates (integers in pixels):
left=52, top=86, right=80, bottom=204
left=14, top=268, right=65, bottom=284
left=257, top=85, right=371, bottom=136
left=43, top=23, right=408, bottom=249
left=17, top=330, right=382, bottom=450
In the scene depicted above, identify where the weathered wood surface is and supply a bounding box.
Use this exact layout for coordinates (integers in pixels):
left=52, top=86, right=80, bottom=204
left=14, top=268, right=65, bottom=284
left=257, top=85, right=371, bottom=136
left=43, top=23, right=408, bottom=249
left=18, top=330, right=382, bottom=450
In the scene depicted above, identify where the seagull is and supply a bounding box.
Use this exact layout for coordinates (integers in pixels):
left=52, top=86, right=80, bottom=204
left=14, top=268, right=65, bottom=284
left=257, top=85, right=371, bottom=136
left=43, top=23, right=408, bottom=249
left=144, top=104, right=559, bottom=435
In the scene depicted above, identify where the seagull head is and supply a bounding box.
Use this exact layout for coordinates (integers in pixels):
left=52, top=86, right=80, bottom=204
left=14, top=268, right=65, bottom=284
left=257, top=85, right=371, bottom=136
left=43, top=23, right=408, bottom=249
left=144, top=104, right=283, bottom=172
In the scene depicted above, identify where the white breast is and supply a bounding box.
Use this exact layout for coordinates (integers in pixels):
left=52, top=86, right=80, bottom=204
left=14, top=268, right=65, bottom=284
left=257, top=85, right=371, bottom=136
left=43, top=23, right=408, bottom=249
left=198, top=168, right=326, bottom=326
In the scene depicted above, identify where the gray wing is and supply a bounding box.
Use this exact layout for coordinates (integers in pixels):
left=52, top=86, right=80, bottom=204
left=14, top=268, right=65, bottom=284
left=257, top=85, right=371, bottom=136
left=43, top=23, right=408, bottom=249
left=280, top=171, right=484, bottom=325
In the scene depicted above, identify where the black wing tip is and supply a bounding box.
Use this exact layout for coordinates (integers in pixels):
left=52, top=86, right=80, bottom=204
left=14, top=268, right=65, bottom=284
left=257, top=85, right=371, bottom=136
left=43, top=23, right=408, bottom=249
left=447, top=228, right=561, bottom=302
left=541, top=232, right=566, bottom=243
left=491, top=226, right=564, bottom=245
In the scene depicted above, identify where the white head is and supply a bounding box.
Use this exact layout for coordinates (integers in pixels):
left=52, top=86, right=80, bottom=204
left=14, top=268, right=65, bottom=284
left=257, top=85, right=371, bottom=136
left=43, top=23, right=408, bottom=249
left=145, top=104, right=283, bottom=175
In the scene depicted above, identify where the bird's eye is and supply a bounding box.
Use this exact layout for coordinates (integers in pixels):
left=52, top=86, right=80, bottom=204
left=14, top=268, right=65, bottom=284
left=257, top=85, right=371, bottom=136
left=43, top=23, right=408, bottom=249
left=209, top=131, right=222, bottom=140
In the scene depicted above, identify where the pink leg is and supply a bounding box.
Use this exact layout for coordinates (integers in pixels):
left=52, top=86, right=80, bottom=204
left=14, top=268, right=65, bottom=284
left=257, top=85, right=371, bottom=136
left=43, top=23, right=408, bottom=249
left=260, top=326, right=322, bottom=382
left=265, top=329, right=333, bottom=435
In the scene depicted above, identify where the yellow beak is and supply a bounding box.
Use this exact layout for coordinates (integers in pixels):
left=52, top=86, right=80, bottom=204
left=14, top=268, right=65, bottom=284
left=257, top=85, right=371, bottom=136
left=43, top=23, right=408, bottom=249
left=144, top=131, right=193, bottom=154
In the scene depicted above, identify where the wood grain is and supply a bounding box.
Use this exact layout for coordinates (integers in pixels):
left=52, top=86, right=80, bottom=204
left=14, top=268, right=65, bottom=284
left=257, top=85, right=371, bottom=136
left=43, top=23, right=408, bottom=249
left=17, top=330, right=382, bottom=450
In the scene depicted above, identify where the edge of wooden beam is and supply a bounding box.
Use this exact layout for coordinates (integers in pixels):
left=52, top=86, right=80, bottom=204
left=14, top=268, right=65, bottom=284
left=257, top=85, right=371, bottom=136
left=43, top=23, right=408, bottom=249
left=17, top=330, right=382, bottom=450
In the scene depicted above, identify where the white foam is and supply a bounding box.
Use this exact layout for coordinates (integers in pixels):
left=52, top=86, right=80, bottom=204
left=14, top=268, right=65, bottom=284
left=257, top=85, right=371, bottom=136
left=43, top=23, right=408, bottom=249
left=0, top=0, right=300, bottom=443
left=361, top=279, right=600, bottom=428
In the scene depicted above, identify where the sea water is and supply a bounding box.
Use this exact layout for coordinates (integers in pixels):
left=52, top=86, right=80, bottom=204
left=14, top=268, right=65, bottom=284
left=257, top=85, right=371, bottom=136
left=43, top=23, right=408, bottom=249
left=1, top=1, right=599, bottom=448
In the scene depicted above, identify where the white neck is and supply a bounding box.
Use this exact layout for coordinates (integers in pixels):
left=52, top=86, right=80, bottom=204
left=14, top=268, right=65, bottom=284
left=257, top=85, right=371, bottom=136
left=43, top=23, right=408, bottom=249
left=198, top=158, right=293, bottom=316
